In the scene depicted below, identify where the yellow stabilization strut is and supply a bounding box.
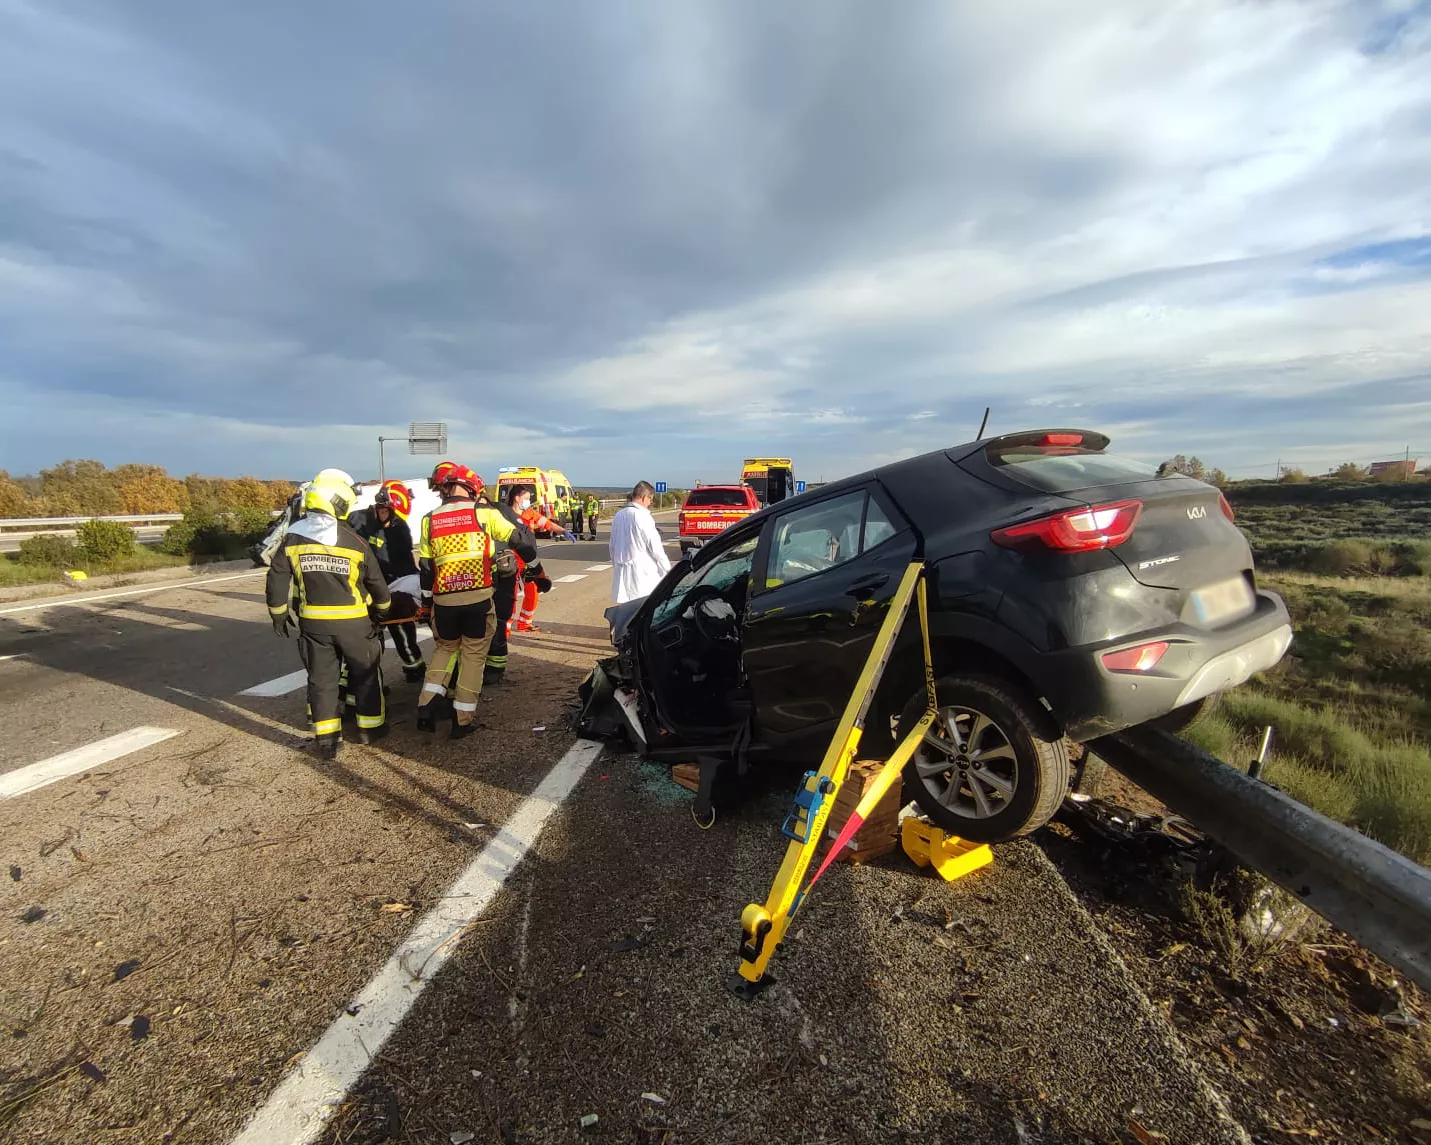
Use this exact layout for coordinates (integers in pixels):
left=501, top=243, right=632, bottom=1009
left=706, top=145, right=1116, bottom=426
left=731, top=562, right=938, bottom=996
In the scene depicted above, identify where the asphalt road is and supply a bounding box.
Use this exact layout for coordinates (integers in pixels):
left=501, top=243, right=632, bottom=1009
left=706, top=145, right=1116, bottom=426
left=0, top=513, right=1256, bottom=1145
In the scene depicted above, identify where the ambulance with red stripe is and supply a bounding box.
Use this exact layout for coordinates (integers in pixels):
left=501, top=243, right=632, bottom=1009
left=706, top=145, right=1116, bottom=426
left=678, top=483, right=761, bottom=556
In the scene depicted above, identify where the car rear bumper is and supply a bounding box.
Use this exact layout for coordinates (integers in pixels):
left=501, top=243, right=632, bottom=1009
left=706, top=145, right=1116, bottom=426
left=1043, top=590, right=1292, bottom=741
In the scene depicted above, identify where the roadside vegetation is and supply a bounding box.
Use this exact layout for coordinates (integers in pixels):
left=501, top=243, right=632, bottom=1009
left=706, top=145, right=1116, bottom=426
left=1184, top=476, right=1431, bottom=866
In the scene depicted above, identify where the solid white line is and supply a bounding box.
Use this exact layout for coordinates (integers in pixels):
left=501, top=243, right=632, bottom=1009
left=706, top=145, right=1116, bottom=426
left=231, top=737, right=604, bottom=1145
left=584, top=564, right=612, bottom=572
left=0, top=570, right=265, bottom=616
left=554, top=574, right=587, bottom=583
left=0, top=727, right=181, bottom=800
left=239, top=633, right=434, bottom=697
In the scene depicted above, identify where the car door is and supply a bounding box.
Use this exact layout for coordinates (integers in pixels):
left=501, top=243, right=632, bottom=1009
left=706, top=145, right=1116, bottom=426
left=740, top=484, right=917, bottom=751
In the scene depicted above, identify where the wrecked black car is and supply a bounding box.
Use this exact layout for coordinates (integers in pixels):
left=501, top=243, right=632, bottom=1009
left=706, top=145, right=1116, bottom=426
left=581, top=429, right=1291, bottom=842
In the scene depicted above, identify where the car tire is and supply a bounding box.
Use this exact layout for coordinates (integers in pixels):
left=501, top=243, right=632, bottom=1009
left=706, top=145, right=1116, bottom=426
left=898, top=675, right=1071, bottom=843
left=1149, top=692, right=1220, bottom=735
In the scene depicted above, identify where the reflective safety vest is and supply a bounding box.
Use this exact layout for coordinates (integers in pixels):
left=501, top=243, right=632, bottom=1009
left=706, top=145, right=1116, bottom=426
left=585, top=498, right=600, bottom=516
left=420, top=499, right=520, bottom=597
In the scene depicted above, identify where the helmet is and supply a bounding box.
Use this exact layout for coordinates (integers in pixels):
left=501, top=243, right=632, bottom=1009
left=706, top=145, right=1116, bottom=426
left=428, top=461, right=458, bottom=492
left=375, top=480, right=413, bottom=519
left=440, top=464, right=483, bottom=499
left=304, top=468, right=357, bottom=518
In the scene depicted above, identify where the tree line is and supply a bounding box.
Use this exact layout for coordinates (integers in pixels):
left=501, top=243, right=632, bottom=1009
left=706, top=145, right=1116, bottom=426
left=1159, top=454, right=1428, bottom=486
left=0, top=460, right=296, bottom=519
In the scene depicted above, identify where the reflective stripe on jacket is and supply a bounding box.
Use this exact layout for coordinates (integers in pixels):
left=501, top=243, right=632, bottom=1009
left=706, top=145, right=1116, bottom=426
left=265, top=518, right=391, bottom=626
left=419, top=499, right=528, bottom=597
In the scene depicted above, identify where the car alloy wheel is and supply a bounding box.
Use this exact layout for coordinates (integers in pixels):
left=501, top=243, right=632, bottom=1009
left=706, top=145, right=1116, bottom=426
left=914, top=705, right=1018, bottom=820
left=897, top=674, right=1070, bottom=842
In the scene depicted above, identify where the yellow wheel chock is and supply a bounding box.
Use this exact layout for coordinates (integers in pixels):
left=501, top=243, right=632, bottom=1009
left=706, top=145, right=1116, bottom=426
left=731, top=561, right=995, bottom=998
left=900, top=816, right=994, bottom=881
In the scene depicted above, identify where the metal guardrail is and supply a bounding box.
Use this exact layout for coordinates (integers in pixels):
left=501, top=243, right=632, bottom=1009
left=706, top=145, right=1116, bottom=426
left=0, top=514, right=184, bottom=532
left=1091, top=725, right=1431, bottom=992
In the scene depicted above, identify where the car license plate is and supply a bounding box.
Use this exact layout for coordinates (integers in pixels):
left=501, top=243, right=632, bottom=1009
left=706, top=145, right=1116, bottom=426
left=1192, top=577, right=1254, bottom=625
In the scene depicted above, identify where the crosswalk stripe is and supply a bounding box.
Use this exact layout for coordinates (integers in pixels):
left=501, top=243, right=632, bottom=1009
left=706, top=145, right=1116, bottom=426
left=554, top=574, right=587, bottom=583
left=584, top=564, right=612, bottom=572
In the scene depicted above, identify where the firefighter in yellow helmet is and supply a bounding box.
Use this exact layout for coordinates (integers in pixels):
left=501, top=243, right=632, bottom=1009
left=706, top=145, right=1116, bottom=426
left=265, top=469, right=391, bottom=759
left=415, top=465, right=537, bottom=738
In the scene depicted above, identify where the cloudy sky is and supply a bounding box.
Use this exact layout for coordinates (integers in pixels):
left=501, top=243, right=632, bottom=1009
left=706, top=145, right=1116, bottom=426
left=2, top=0, right=1430, bottom=484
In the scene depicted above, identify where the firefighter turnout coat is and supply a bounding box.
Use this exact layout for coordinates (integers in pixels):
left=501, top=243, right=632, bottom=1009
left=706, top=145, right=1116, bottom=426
left=266, top=513, right=392, bottom=629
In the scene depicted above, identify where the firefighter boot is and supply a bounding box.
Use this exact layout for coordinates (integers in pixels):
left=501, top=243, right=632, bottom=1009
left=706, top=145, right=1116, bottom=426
left=357, top=722, right=390, bottom=746
left=403, top=662, right=427, bottom=684
left=315, top=733, right=340, bottom=760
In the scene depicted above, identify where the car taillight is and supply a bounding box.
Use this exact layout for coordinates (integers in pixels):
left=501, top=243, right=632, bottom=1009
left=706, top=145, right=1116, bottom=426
left=991, top=499, right=1143, bottom=553
left=1218, top=492, right=1234, bottom=522
left=1101, top=641, right=1168, bottom=672
left=1041, top=432, right=1083, bottom=446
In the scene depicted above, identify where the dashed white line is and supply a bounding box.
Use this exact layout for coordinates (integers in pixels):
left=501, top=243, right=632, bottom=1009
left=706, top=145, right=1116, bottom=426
left=0, top=727, right=181, bottom=800
left=239, top=634, right=434, bottom=697
left=584, top=564, right=612, bottom=572
left=554, top=574, right=587, bottom=583
left=231, top=737, right=604, bottom=1145
left=0, top=570, right=265, bottom=616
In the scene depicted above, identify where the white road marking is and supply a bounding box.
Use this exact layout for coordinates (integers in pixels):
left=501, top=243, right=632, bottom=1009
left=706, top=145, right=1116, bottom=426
left=239, top=669, right=308, bottom=698
left=0, top=727, right=181, bottom=800
left=0, top=570, right=264, bottom=617
left=584, top=564, right=612, bottom=572
left=239, top=633, right=434, bottom=697
left=231, top=738, right=604, bottom=1145
left=0, top=653, right=28, bottom=662
left=554, top=574, right=587, bottom=583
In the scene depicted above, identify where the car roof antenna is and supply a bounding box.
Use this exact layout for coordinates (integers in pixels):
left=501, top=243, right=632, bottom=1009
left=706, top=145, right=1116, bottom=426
left=975, top=407, right=991, bottom=440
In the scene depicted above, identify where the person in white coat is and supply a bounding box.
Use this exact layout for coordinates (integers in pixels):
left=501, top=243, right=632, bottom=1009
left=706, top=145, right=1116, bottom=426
left=609, top=481, right=672, bottom=603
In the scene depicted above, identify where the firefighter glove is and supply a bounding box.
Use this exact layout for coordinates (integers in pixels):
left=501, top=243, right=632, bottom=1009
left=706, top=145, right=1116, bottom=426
left=271, top=612, right=294, bottom=638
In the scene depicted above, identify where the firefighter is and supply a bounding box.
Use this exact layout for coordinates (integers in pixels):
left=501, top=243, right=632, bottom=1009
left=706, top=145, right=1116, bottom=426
left=505, top=484, right=568, bottom=633
left=570, top=494, right=585, bottom=539
left=354, top=480, right=427, bottom=683
left=416, top=465, right=536, bottom=737
left=585, top=494, right=601, bottom=540
left=266, top=470, right=391, bottom=759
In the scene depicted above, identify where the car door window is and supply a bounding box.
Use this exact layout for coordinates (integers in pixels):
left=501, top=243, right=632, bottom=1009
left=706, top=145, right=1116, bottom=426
left=862, top=498, right=898, bottom=550
left=653, top=536, right=759, bottom=627
left=765, top=492, right=868, bottom=588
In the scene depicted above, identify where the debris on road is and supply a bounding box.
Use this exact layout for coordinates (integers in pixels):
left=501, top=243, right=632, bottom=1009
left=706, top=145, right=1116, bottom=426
left=20, top=905, right=46, bottom=923
left=129, top=1015, right=151, bottom=1041
left=9, top=865, right=19, bottom=882
left=607, top=934, right=647, bottom=954
left=79, top=1062, right=107, bottom=1084
left=449, top=1131, right=475, bottom=1144
left=579, top=1113, right=599, bottom=1129
left=378, top=901, right=415, bottom=914
left=113, top=959, right=142, bottom=982
left=640, top=1092, right=666, bottom=1105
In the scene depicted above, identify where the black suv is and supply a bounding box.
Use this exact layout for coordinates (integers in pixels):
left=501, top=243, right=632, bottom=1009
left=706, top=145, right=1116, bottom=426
left=589, top=430, right=1292, bottom=841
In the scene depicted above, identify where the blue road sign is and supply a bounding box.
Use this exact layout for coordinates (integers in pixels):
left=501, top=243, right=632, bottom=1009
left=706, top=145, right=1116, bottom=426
left=796, top=480, right=807, bottom=494
left=655, top=481, right=668, bottom=494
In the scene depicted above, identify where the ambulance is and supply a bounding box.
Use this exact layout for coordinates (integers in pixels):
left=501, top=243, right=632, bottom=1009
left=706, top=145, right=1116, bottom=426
left=495, top=466, right=576, bottom=518
left=740, top=457, right=795, bottom=506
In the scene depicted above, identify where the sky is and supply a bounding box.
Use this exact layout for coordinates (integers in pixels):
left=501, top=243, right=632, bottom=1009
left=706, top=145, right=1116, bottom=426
left=2, top=0, right=1430, bottom=485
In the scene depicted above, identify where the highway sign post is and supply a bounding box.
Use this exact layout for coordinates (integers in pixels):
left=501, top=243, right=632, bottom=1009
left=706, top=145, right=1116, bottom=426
left=379, top=422, right=448, bottom=481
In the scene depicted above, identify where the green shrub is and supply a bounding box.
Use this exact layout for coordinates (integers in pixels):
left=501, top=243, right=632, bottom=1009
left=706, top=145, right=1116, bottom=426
left=234, top=507, right=275, bottom=541
left=1396, top=539, right=1431, bottom=576
left=1313, top=539, right=1373, bottom=575
left=77, top=518, right=135, bottom=562
left=1261, top=756, right=1359, bottom=825
left=17, top=533, right=79, bottom=568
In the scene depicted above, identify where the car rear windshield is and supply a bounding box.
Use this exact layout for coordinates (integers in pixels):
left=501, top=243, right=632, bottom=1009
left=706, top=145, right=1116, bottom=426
left=685, top=488, right=746, bottom=507
left=986, top=446, right=1155, bottom=493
